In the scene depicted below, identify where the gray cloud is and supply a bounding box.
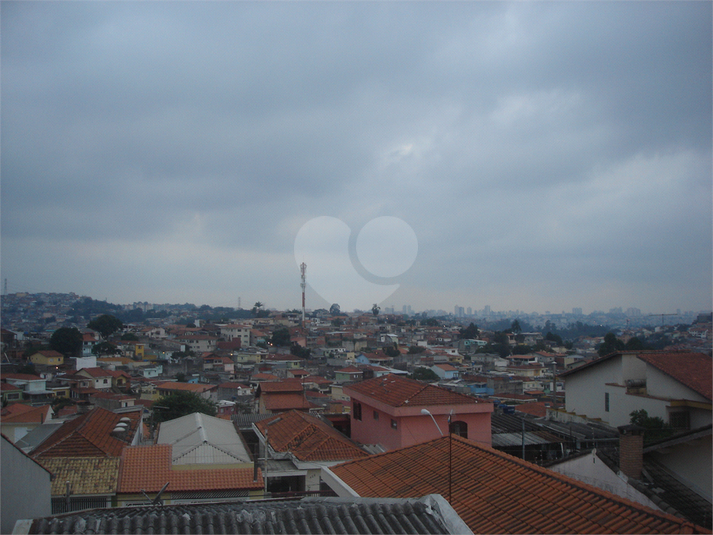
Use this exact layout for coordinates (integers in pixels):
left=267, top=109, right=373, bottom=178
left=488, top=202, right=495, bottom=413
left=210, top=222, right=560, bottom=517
left=2, top=1, right=710, bottom=312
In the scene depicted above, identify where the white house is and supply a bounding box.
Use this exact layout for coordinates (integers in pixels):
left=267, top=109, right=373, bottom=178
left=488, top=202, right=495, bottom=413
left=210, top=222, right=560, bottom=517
left=559, top=351, right=712, bottom=430
left=431, top=363, right=460, bottom=380
left=219, top=324, right=251, bottom=347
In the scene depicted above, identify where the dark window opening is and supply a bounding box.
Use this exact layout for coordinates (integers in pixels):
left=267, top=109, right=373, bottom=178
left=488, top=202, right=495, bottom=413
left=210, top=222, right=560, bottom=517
left=353, top=401, right=362, bottom=421
left=449, top=420, right=468, bottom=438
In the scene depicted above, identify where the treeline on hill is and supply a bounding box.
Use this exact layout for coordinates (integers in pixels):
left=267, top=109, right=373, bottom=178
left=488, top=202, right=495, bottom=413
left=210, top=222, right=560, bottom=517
left=69, top=297, right=252, bottom=324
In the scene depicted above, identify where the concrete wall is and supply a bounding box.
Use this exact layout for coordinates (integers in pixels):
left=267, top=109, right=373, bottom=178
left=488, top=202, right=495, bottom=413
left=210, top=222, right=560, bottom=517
left=649, top=433, right=712, bottom=500
left=1, top=435, right=51, bottom=533
left=548, top=451, right=659, bottom=510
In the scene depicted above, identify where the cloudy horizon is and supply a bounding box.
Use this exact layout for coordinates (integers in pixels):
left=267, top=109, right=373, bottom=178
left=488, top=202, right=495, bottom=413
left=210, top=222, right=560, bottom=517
left=2, top=1, right=711, bottom=315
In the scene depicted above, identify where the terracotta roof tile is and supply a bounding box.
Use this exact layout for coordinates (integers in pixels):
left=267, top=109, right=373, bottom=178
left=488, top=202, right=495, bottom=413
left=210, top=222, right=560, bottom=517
left=118, top=444, right=262, bottom=493
left=40, top=457, right=120, bottom=496
left=263, top=393, right=316, bottom=411
left=332, top=435, right=708, bottom=534
left=345, top=374, right=476, bottom=407
left=636, top=352, right=712, bottom=400
left=1, top=403, right=51, bottom=424
left=32, top=407, right=140, bottom=458
left=255, top=410, right=368, bottom=462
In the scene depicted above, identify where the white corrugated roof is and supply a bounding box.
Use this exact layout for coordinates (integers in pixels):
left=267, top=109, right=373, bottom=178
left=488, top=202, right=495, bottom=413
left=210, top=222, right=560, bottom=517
left=156, top=412, right=252, bottom=465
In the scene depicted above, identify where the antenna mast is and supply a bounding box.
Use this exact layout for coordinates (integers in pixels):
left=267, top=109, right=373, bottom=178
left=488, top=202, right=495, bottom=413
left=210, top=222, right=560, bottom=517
left=300, top=263, right=307, bottom=326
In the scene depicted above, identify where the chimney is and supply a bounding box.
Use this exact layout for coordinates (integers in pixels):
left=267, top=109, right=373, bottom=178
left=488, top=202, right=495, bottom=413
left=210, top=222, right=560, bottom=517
left=618, top=424, right=645, bottom=480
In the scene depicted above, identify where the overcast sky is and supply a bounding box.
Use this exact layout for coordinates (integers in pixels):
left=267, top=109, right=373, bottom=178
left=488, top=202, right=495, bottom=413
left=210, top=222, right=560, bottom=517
left=2, top=1, right=711, bottom=315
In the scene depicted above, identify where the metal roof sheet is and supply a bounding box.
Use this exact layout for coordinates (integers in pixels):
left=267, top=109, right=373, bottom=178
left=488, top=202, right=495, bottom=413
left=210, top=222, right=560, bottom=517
left=20, top=495, right=470, bottom=534
left=157, top=412, right=251, bottom=464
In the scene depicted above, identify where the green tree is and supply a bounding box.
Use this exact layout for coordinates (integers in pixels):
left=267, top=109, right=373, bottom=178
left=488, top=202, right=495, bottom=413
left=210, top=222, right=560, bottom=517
left=329, top=303, right=341, bottom=316
left=460, top=322, right=479, bottom=339
left=290, top=343, right=311, bottom=359
left=87, top=314, right=124, bottom=339
left=271, top=328, right=291, bottom=347
left=410, top=367, right=439, bottom=381
left=511, top=320, right=522, bottom=334
left=92, top=341, right=120, bottom=355
left=154, top=391, right=217, bottom=423
left=49, top=327, right=83, bottom=357
left=371, top=304, right=380, bottom=316
left=629, top=409, right=674, bottom=444
left=16, top=362, right=37, bottom=375
left=121, top=332, right=139, bottom=341
left=407, top=345, right=426, bottom=354
left=545, top=332, right=563, bottom=346
left=384, top=344, right=400, bottom=358
left=598, top=332, right=625, bottom=356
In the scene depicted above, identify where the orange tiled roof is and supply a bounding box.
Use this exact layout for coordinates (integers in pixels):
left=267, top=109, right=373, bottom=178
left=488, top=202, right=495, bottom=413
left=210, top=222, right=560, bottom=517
left=332, top=435, right=707, bottom=534
left=345, top=374, right=476, bottom=408
left=263, top=393, right=316, bottom=411
left=256, top=410, right=369, bottom=462
left=77, top=367, right=113, bottom=378
left=258, top=380, right=305, bottom=394
left=2, top=373, right=43, bottom=381
left=1, top=403, right=51, bottom=424
left=515, top=401, right=548, bottom=418
left=32, top=407, right=140, bottom=459
left=118, top=444, right=262, bottom=493
left=636, top=352, right=712, bottom=401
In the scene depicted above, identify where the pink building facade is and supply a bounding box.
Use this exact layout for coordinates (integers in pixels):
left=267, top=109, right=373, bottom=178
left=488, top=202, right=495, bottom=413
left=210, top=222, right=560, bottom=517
left=345, top=374, right=493, bottom=452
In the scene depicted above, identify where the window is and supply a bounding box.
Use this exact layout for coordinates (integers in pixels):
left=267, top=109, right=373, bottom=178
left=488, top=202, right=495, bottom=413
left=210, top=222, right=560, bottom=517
left=604, top=392, right=609, bottom=412
left=391, top=419, right=398, bottom=430
left=373, top=410, right=379, bottom=420
left=449, top=420, right=468, bottom=438
left=353, top=401, right=362, bottom=421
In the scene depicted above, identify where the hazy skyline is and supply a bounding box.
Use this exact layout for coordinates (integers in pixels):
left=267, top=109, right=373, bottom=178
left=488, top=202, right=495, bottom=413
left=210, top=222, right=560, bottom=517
left=2, top=2, right=711, bottom=315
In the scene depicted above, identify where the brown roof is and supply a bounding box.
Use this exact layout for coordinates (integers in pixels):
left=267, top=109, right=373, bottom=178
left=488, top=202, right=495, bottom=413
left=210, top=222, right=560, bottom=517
left=34, top=350, right=64, bottom=359
left=345, top=374, right=476, bottom=408
left=263, top=393, right=316, bottom=412
left=256, top=410, right=369, bottom=462
left=1, top=403, right=51, bottom=424
left=515, top=401, right=548, bottom=418
left=77, top=367, right=113, bottom=378
left=257, top=380, right=305, bottom=394
left=636, top=352, right=712, bottom=401
left=32, top=407, right=141, bottom=458
left=2, top=373, right=43, bottom=381
left=118, top=444, right=262, bottom=493
left=332, top=435, right=707, bottom=534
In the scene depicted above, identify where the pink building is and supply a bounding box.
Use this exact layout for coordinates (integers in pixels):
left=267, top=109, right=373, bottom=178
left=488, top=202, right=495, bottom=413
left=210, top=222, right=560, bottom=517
left=344, top=374, right=493, bottom=452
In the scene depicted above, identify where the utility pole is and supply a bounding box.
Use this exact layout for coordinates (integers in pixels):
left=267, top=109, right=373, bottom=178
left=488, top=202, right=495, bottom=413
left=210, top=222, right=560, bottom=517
left=300, top=262, right=307, bottom=327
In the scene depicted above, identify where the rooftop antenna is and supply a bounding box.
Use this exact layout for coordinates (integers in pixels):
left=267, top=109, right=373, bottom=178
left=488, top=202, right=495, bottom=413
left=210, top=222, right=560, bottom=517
left=300, top=262, right=307, bottom=327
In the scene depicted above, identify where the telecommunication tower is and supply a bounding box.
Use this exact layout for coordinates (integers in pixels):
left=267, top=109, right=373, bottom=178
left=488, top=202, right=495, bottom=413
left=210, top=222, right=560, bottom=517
left=300, top=263, right=307, bottom=326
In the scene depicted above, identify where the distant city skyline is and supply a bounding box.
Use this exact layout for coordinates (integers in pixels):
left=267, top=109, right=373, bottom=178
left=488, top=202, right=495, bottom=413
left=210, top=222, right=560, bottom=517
left=2, top=2, right=710, bottom=316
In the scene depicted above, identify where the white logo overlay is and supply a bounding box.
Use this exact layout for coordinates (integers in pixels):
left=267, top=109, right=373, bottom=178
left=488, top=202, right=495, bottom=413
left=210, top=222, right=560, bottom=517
left=294, top=216, right=418, bottom=311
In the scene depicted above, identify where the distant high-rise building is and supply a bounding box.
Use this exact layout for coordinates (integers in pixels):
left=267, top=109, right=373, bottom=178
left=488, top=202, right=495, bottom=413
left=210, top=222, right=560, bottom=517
left=572, top=307, right=583, bottom=315
left=454, top=305, right=465, bottom=317
left=484, top=305, right=491, bottom=316
left=626, top=308, right=642, bottom=317
left=467, top=307, right=472, bottom=316
left=402, top=305, right=412, bottom=315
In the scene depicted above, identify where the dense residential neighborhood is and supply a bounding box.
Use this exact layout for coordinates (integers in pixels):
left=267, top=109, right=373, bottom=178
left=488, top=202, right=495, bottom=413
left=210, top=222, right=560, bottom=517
left=1, top=292, right=711, bottom=533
